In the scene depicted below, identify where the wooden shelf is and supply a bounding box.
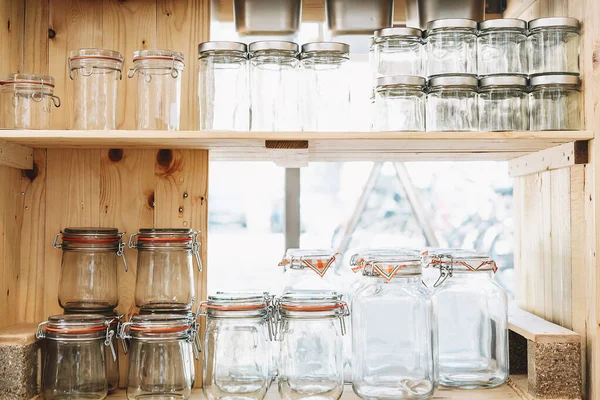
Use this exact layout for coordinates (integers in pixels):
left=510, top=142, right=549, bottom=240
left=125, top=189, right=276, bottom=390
left=0, top=130, right=593, bottom=162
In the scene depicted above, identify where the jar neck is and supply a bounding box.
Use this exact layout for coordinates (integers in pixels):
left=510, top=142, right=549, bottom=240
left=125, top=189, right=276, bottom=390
left=363, top=274, right=423, bottom=284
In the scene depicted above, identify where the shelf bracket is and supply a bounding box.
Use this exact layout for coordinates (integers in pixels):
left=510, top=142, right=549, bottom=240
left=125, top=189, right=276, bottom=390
left=0, top=139, right=34, bottom=170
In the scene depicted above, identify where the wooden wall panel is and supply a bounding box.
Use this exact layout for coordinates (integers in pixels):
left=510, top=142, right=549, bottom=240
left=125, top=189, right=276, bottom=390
left=24, top=0, right=49, bottom=74
left=0, top=0, right=24, bottom=75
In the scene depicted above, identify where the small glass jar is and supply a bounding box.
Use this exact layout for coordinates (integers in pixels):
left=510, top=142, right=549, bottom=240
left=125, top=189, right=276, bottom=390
left=37, top=314, right=116, bottom=400
left=249, top=41, right=300, bottom=132
left=279, top=249, right=342, bottom=294
left=277, top=292, right=348, bottom=400
left=129, top=229, right=202, bottom=311
left=120, top=314, right=200, bottom=400
left=54, top=228, right=128, bottom=312
left=0, top=73, right=60, bottom=129
left=351, top=250, right=437, bottom=400
left=198, top=41, right=249, bottom=131
left=426, top=19, right=478, bottom=77
left=300, top=42, right=351, bottom=132
left=424, top=249, right=508, bottom=389
left=200, top=293, right=273, bottom=400
left=372, top=28, right=424, bottom=81
left=477, top=19, right=527, bottom=76
left=374, top=75, right=426, bottom=131
left=68, top=48, right=124, bottom=130
left=128, top=49, right=184, bottom=130
left=530, top=74, right=582, bottom=130
left=528, top=17, right=580, bottom=76
left=479, top=76, right=529, bottom=131
left=427, top=75, right=478, bottom=131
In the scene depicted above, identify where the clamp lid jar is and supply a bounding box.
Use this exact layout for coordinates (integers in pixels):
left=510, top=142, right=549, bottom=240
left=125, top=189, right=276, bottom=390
left=279, top=249, right=341, bottom=294
left=479, top=75, right=529, bottom=132
left=530, top=74, right=582, bottom=130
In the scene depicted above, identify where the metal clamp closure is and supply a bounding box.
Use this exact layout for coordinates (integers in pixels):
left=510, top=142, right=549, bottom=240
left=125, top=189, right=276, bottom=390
left=431, top=254, right=454, bottom=288
left=128, top=56, right=181, bottom=80
left=68, top=57, right=123, bottom=80
left=36, top=321, right=48, bottom=339
left=104, top=318, right=117, bottom=362
left=117, top=233, right=128, bottom=272
left=127, top=233, right=138, bottom=249
left=192, top=231, right=202, bottom=272
left=119, top=321, right=131, bottom=354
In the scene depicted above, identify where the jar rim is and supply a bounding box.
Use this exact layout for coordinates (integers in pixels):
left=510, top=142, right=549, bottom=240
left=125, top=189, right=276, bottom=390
left=374, top=27, right=422, bottom=39
left=422, top=248, right=498, bottom=272
left=279, top=249, right=339, bottom=276
left=0, top=73, right=55, bottom=89
left=376, top=75, right=426, bottom=89
left=300, top=41, right=349, bottom=56
left=428, top=75, right=478, bottom=89
left=198, top=41, right=248, bottom=55
left=279, top=291, right=346, bottom=317
left=479, top=75, right=528, bottom=88
left=530, top=74, right=581, bottom=86
left=426, top=18, right=478, bottom=32
left=129, top=313, right=193, bottom=332
left=204, top=292, right=270, bottom=312
left=528, top=17, right=580, bottom=31
left=46, top=314, right=109, bottom=332
left=68, top=48, right=124, bottom=63
left=479, top=18, right=527, bottom=31
left=249, top=40, right=299, bottom=55
left=133, top=49, right=184, bottom=62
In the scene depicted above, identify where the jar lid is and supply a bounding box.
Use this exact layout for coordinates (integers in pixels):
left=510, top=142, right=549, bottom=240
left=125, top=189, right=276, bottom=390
left=354, top=249, right=422, bottom=281
left=376, top=75, right=426, bottom=88
left=68, top=48, right=124, bottom=64
left=198, top=41, right=247, bottom=55
left=204, top=292, right=270, bottom=312
left=479, top=18, right=527, bottom=31
left=45, top=314, right=108, bottom=333
left=530, top=74, right=581, bottom=86
left=423, top=248, right=497, bottom=272
left=278, top=291, right=346, bottom=314
left=528, top=17, right=580, bottom=31
left=0, top=73, right=55, bottom=90
left=350, top=248, right=421, bottom=271
left=373, top=27, right=422, bottom=38
left=55, top=227, right=122, bottom=248
left=128, top=314, right=192, bottom=333
left=133, top=228, right=195, bottom=245
left=426, top=18, right=478, bottom=31
left=479, top=75, right=528, bottom=88
left=249, top=41, right=299, bottom=55
left=279, top=249, right=339, bottom=277
left=132, top=49, right=184, bottom=66
left=428, top=75, right=478, bottom=89
left=300, top=42, right=350, bottom=55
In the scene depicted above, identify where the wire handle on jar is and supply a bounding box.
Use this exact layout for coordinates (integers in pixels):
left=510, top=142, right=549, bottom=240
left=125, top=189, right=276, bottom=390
left=117, top=232, right=128, bottom=272
left=189, top=322, right=202, bottom=359
left=118, top=321, right=132, bottom=354
left=36, top=321, right=48, bottom=339
left=128, top=233, right=138, bottom=249
left=192, top=231, right=203, bottom=272
left=431, top=254, right=454, bottom=288
left=53, top=233, right=62, bottom=249
left=104, top=318, right=117, bottom=362
left=339, top=302, right=350, bottom=336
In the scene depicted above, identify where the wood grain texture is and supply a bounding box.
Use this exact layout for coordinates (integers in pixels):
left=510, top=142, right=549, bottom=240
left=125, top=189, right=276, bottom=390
left=0, top=139, right=33, bottom=169
left=0, top=0, right=24, bottom=75
left=509, top=304, right=580, bottom=344
left=24, top=0, right=49, bottom=74
left=508, top=142, right=589, bottom=178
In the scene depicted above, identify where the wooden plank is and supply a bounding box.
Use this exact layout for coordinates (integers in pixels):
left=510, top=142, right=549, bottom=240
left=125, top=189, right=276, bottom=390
left=509, top=304, right=581, bottom=344
left=0, top=139, right=33, bottom=170
left=0, top=323, right=37, bottom=344
left=24, top=0, right=49, bottom=74
left=508, top=142, right=589, bottom=178
left=504, top=0, right=537, bottom=18
left=0, top=0, right=24, bottom=75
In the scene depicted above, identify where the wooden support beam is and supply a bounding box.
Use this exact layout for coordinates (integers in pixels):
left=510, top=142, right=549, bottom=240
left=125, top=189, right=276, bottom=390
left=0, top=140, right=33, bottom=170
left=508, top=141, right=589, bottom=178
left=509, top=303, right=581, bottom=344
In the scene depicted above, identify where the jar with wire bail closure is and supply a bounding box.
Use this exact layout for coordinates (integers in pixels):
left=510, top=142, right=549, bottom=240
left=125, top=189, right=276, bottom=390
left=424, top=249, right=508, bottom=389
left=374, top=75, right=426, bottom=131
left=479, top=76, right=529, bottom=131
left=128, top=49, right=184, bottom=130
left=477, top=19, right=528, bottom=76
left=278, top=249, right=342, bottom=294
left=37, top=314, right=118, bottom=400
left=199, top=293, right=274, bottom=400
left=0, top=73, right=61, bottom=129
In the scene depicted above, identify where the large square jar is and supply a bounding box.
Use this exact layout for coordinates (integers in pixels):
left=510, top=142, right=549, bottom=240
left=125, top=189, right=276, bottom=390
left=530, top=74, right=582, bottom=130
left=426, top=75, right=478, bottom=131
left=374, top=75, right=426, bottom=131
left=479, top=76, right=529, bottom=131
left=426, top=19, right=478, bottom=77
left=528, top=17, right=580, bottom=76
left=371, top=27, right=423, bottom=82
left=478, top=19, right=527, bottom=76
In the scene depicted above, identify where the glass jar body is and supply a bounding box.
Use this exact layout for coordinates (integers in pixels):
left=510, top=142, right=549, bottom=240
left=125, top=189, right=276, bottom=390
left=0, top=87, right=52, bottom=129
left=426, top=88, right=478, bottom=131
left=478, top=29, right=527, bottom=76
left=352, top=277, right=436, bottom=400
left=134, top=62, right=182, bottom=130
left=71, top=68, right=119, bottom=130
left=198, top=52, right=249, bottom=131
left=530, top=85, right=582, bottom=130
left=479, top=87, right=529, bottom=131
left=426, top=29, right=477, bottom=77
left=432, top=271, right=508, bottom=388
left=374, top=87, right=425, bottom=131
left=373, top=37, right=423, bottom=79
left=529, top=28, right=580, bottom=75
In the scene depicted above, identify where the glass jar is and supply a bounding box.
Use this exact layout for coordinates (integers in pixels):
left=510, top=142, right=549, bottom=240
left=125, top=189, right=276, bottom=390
left=530, top=74, right=582, bottom=130
left=300, top=42, right=351, bottom=132
left=424, top=249, right=508, bottom=389
left=374, top=75, right=426, bottom=131
left=479, top=76, right=529, bottom=131
left=427, top=75, right=478, bottom=131
left=68, top=48, right=124, bottom=130
left=129, top=229, right=202, bottom=311
left=54, top=228, right=128, bottom=312
left=198, top=41, right=249, bottom=131
left=351, top=250, right=436, bottom=400
left=128, top=49, right=184, bottom=130
left=0, top=73, right=60, bottom=129
left=120, top=314, right=200, bottom=400
left=477, top=19, right=527, bottom=76
left=528, top=17, right=580, bottom=76
left=37, top=314, right=116, bottom=400
left=200, top=293, right=273, bottom=400
left=277, top=292, right=348, bottom=400
left=249, top=41, right=300, bottom=132
left=426, top=19, right=478, bottom=77
left=372, top=28, right=424, bottom=82
left=279, top=249, right=341, bottom=294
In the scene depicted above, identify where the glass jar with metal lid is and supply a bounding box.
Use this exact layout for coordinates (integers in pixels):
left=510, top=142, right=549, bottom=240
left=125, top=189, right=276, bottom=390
left=427, top=75, right=478, bottom=131
left=351, top=250, right=436, bottom=400
left=374, top=75, right=426, bottom=131
left=129, top=229, right=202, bottom=311
left=0, top=73, right=60, bottom=129
left=249, top=41, right=300, bottom=132
left=426, top=19, right=478, bottom=77
left=528, top=17, right=580, bottom=76
left=530, top=74, right=582, bottom=130
left=276, top=291, right=349, bottom=400
left=198, top=41, right=249, bottom=131
left=68, top=48, right=124, bottom=130
left=120, top=314, right=200, bottom=400
left=199, top=293, right=273, bottom=400
left=371, top=28, right=424, bottom=81
left=128, top=49, right=184, bottom=131
left=423, top=249, right=508, bottom=389
left=54, top=228, right=128, bottom=312
left=300, top=42, right=351, bottom=132
left=279, top=249, right=342, bottom=294
left=477, top=19, right=527, bottom=76
left=479, top=76, right=529, bottom=131
left=37, top=314, right=117, bottom=400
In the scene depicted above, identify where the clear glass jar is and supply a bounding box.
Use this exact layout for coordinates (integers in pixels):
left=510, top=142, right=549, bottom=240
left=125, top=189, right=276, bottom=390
left=249, top=41, right=300, bottom=132
left=427, top=75, right=478, bottom=131
left=351, top=250, right=437, bottom=400
left=477, top=19, right=527, bottom=76
left=279, top=249, right=341, bottom=294
left=426, top=19, right=478, bottom=77
left=128, top=49, right=184, bottom=130
left=129, top=229, right=202, bottom=311
left=54, top=228, right=128, bottom=312
left=300, top=42, right=351, bottom=132
left=37, top=314, right=116, bottom=400
left=120, top=314, right=200, bottom=400
left=479, top=76, right=529, bottom=131
left=372, top=28, right=424, bottom=82
left=424, top=249, right=508, bottom=389
left=528, top=17, right=580, bottom=76
left=198, top=41, right=249, bottom=131
left=277, top=292, right=348, bottom=400
left=530, top=74, right=582, bottom=130
left=200, top=293, right=273, bottom=400
left=374, top=75, right=426, bottom=131
left=68, top=48, right=124, bottom=130
left=0, top=73, right=60, bottom=129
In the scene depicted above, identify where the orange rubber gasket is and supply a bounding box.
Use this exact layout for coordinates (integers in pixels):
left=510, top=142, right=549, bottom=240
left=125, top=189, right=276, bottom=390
left=69, top=55, right=123, bottom=63
left=0, top=80, right=55, bottom=87
left=280, top=304, right=344, bottom=312
left=46, top=326, right=106, bottom=334
left=62, top=237, right=120, bottom=243
left=204, top=304, right=266, bottom=311
left=130, top=325, right=190, bottom=333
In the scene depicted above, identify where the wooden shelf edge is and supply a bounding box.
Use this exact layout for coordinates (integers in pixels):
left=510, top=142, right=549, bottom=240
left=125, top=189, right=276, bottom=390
left=508, top=141, right=589, bottom=177
left=509, top=303, right=581, bottom=344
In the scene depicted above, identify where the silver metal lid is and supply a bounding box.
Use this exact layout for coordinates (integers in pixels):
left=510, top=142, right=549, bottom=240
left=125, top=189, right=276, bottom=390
left=248, top=41, right=299, bottom=55
left=479, top=18, right=527, bottom=31
left=530, top=74, right=581, bottom=86
left=426, top=18, right=478, bottom=31
left=528, top=17, right=580, bottom=31
left=428, top=75, right=478, bottom=89
left=479, top=76, right=528, bottom=88
left=376, top=75, right=426, bottom=88
left=301, top=42, right=350, bottom=54
left=197, top=41, right=247, bottom=55
left=373, top=27, right=422, bottom=38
